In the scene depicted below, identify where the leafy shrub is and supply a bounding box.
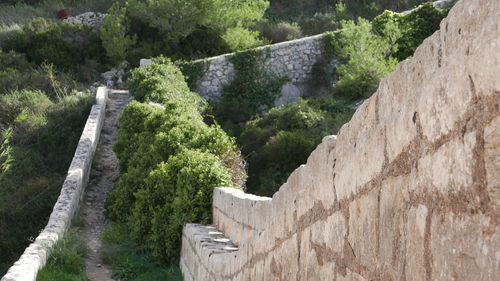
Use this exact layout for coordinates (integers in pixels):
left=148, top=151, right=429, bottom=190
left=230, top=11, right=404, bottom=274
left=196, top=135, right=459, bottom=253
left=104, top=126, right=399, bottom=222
left=131, top=149, right=231, bottom=262
left=100, top=2, right=136, bottom=65
left=373, top=2, right=449, bottom=60
left=240, top=98, right=353, bottom=196
left=1, top=17, right=105, bottom=71
left=324, top=17, right=400, bottom=99
left=107, top=61, right=245, bottom=263
left=254, top=20, right=302, bottom=43
left=222, top=26, right=266, bottom=52
left=127, top=59, right=207, bottom=113
left=213, top=49, right=287, bottom=137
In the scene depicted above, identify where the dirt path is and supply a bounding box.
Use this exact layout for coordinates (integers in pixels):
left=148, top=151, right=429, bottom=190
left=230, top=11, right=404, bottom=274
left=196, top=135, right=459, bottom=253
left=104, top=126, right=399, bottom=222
left=81, top=89, right=131, bottom=281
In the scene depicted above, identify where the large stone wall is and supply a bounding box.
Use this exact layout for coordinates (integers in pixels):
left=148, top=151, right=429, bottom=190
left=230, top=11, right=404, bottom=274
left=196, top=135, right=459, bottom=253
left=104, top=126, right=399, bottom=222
left=1, top=88, right=109, bottom=281
left=180, top=0, right=500, bottom=280
left=192, top=34, right=330, bottom=102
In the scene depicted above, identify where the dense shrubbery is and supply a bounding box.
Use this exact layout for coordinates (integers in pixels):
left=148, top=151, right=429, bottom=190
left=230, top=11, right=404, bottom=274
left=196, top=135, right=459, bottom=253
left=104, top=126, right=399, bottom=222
left=106, top=60, right=245, bottom=263
left=212, top=50, right=287, bottom=137
left=373, top=2, right=449, bottom=60
left=0, top=89, right=94, bottom=274
left=324, top=2, right=448, bottom=100
left=240, top=98, right=353, bottom=196
left=324, top=18, right=400, bottom=100
left=1, top=17, right=105, bottom=73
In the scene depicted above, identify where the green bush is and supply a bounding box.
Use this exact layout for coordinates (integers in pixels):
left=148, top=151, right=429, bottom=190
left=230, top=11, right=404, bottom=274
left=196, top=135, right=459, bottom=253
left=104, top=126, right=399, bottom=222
left=1, top=17, right=105, bottom=71
left=240, top=98, right=353, bottom=196
left=107, top=61, right=245, bottom=263
left=373, top=2, right=449, bottom=60
left=131, top=149, right=231, bottom=262
left=253, top=20, right=302, bottom=43
left=127, top=59, right=207, bottom=113
left=222, top=26, right=266, bottom=52
left=324, top=17, right=400, bottom=99
left=213, top=49, right=287, bottom=137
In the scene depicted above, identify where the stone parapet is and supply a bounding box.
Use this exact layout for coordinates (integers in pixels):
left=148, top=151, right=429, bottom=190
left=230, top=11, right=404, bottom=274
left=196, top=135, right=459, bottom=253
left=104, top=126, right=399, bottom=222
left=213, top=188, right=272, bottom=246
left=1, top=87, right=109, bottom=281
left=180, top=0, right=500, bottom=279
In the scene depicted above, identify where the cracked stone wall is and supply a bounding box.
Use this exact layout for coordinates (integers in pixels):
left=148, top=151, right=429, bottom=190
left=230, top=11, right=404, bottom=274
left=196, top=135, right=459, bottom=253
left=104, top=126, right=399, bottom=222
left=180, top=0, right=500, bottom=280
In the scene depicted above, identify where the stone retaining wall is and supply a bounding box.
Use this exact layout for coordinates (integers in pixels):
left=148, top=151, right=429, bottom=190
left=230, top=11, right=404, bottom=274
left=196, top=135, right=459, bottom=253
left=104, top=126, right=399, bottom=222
left=180, top=0, right=500, bottom=279
left=1, top=87, right=109, bottom=281
left=192, top=34, right=331, bottom=101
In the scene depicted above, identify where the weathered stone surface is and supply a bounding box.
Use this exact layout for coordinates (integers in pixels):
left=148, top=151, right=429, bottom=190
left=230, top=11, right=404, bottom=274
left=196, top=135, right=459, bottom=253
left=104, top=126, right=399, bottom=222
left=348, top=188, right=378, bottom=270
left=405, top=205, right=428, bottom=281
left=430, top=213, right=500, bottom=281
left=378, top=176, right=409, bottom=280
left=484, top=116, right=500, bottom=205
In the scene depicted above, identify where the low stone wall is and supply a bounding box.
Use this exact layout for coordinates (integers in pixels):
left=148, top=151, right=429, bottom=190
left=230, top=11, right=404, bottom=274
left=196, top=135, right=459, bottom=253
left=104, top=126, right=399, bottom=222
left=212, top=188, right=271, bottom=246
left=1, top=87, right=109, bottom=281
left=180, top=0, right=500, bottom=279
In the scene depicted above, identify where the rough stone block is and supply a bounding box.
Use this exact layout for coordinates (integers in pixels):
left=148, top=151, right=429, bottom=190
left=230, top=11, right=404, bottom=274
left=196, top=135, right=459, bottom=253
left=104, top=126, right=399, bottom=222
left=348, top=188, right=378, bottom=270
left=484, top=116, right=500, bottom=205
left=430, top=212, right=500, bottom=280
left=405, top=204, right=428, bottom=281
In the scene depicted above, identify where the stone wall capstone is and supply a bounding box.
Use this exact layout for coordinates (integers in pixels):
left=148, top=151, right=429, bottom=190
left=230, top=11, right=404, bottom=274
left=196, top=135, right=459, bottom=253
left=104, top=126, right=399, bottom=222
left=180, top=0, right=500, bottom=279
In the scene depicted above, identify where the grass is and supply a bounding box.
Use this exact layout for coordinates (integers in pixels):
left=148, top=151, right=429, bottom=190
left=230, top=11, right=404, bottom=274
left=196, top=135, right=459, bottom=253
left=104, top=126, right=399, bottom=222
left=101, top=223, right=183, bottom=281
left=36, top=229, right=90, bottom=281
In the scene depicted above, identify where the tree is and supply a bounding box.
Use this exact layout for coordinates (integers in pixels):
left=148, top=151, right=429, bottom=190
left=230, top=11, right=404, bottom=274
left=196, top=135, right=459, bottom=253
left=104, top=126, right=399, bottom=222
left=126, top=0, right=269, bottom=43
left=329, top=18, right=401, bottom=99
left=100, top=2, right=137, bottom=65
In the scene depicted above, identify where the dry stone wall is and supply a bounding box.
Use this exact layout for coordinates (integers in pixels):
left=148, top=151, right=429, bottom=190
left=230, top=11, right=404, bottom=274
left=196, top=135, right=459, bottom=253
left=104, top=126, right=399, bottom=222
left=192, top=34, right=331, bottom=101
left=1, top=87, right=109, bottom=281
left=180, top=0, right=500, bottom=280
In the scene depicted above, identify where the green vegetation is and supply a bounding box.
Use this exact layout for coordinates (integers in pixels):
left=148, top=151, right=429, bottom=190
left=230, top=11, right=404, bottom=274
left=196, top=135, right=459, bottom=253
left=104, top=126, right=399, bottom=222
left=212, top=50, right=287, bottom=137
left=240, top=98, right=353, bottom=196
left=36, top=230, right=90, bottom=281
left=1, top=17, right=106, bottom=78
left=373, top=2, right=449, bottom=60
left=101, top=223, right=183, bottom=281
left=325, top=18, right=400, bottom=99
left=0, top=88, right=94, bottom=275
left=100, top=2, right=136, bottom=65
left=322, top=1, right=448, bottom=100
left=106, top=60, right=245, bottom=264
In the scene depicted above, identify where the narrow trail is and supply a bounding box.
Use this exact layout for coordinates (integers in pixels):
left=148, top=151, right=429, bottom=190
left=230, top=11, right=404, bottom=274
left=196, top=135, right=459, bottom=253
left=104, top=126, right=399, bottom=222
left=81, top=89, right=132, bottom=281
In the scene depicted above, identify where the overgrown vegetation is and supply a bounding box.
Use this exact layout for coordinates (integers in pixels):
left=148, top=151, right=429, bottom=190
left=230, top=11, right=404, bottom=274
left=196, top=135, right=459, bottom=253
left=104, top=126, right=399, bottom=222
left=36, top=230, right=90, bottom=281
left=240, top=98, right=353, bottom=196
left=212, top=50, right=287, bottom=137
left=106, top=60, right=245, bottom=264
left=322, top=1, right=449, bottom=100
left=101, top=223, right=183, bottom=281
left=0, top=88, right=94, bottom=275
